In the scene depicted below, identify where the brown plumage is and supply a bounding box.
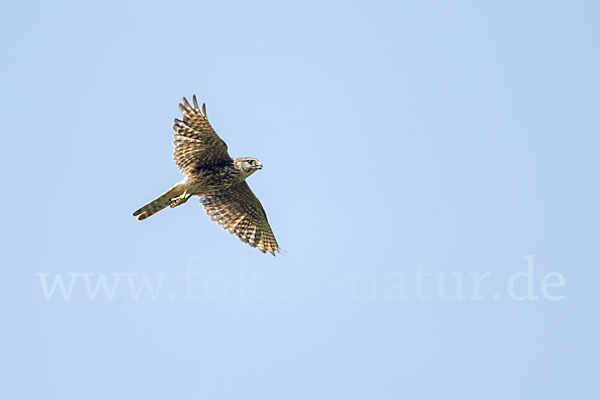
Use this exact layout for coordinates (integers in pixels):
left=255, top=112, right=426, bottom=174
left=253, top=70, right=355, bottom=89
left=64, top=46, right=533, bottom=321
left=133, top=96, right=280, bottom=255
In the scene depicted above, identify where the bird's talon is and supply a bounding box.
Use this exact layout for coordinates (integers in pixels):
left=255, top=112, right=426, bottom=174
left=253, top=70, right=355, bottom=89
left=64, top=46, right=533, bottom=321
left=170, top=192, right=190, bottom=208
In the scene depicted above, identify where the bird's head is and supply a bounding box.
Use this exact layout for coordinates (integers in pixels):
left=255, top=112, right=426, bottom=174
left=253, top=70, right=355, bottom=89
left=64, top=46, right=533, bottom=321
left=235, top=157, right=263, bottom=176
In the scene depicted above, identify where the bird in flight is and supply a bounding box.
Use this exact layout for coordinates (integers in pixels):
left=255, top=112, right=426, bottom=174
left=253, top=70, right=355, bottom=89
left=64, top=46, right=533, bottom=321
left=133, top=96, right=280, bottom=255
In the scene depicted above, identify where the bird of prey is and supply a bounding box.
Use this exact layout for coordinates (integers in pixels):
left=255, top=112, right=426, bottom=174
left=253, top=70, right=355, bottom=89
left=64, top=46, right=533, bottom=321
left=133, top=96, right=280, bottom=255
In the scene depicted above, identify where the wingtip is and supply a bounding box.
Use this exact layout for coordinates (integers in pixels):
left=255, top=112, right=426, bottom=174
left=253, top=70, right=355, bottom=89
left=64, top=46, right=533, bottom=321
left=181, top=95, right=206, bottom=117
left=266, top=246, right=282, bottom=256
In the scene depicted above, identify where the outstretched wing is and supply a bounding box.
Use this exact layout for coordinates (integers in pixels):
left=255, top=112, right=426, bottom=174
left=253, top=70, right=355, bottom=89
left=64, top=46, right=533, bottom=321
left=172, top=96, right=232, bottom=175
left=201, top=182, right=280, bottom=255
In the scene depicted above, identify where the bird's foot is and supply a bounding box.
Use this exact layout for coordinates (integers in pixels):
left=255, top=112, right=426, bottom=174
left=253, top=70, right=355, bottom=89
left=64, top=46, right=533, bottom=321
left=170, top=192, right=191, bottom=208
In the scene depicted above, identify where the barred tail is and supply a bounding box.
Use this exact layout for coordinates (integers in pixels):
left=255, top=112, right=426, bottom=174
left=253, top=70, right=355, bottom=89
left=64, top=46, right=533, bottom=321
left=132, top=184, right=185, bottom=221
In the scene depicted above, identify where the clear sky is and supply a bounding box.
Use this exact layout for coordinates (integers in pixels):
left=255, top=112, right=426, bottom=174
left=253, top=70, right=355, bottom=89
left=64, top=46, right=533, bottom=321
left=1, top=1, right=599, bottom=399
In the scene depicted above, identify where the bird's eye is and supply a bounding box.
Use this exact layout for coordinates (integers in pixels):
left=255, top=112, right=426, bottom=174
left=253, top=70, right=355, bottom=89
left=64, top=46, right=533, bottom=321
left=248, top=160, right=254, bottom=165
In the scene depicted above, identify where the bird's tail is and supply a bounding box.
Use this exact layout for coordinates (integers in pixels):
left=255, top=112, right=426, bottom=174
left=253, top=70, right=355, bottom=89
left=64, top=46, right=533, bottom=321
left=133, top=184, right=186, bottom=221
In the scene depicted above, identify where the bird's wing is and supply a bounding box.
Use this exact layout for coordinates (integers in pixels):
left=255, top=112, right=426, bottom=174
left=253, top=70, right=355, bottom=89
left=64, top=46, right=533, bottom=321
left=201, top=181, right=280, bottom=255
left=172, top=96, right=232, bottom=175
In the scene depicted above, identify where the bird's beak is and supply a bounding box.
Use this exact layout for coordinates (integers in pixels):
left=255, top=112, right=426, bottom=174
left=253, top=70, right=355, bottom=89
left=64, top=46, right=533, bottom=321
left=256, top=163, right=263, bottom=170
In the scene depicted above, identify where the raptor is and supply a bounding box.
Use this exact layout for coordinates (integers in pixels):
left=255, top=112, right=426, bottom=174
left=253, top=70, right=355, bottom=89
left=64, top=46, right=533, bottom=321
left=133, top=96, right=280, bottom=255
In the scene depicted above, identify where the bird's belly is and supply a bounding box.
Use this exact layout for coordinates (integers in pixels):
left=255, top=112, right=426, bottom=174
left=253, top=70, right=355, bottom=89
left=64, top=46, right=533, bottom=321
left=183, top=173, right=241, bottom=194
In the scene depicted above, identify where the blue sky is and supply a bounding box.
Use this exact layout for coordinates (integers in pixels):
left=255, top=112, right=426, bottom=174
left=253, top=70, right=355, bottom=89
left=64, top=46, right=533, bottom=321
left=1, top=1, right=599, bottom=399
